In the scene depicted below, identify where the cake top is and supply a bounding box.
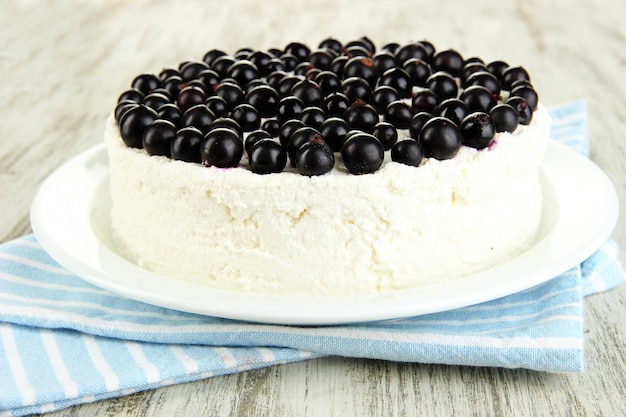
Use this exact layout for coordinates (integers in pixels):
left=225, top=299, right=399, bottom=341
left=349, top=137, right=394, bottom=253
left=113, top=37, right=540, bottom=176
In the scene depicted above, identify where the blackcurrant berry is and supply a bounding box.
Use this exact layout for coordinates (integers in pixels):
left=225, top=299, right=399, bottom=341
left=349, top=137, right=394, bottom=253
left=506, top=96, right=533, bottom=125
left=418, top=117, right=462, bottom=160
left=489, top=103, right=519, bottom=133
left=341, top=133, right=384, bottom=175
left=142, top=119, right=177, bottom=157
left=296, top=136, right=335, bottom=176
left=119, top=105, right=158, bottom=148
left=391, top=139, right=424, bottom=167
left=318, top=117, right=350, bottom=152
left=460, top=112, right=496, bottom=150
left=201, top=127, right=244, bottom=168
left=171, top=127, right=203, bottom=163
left=372, top=122, right=398, bottom=150
left=249, top=139, right=287, bottom=174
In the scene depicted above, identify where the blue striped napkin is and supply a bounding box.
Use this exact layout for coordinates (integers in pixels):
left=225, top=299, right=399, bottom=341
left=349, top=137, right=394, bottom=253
left=0, top=101, right=623, bottom=417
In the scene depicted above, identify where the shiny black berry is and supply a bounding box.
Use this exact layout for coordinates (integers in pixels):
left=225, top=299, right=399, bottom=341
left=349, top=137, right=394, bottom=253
left=378, top=67, right=413, bottom=98
left=319, top=37, right=343, bottom=54
left=391, top=139, right=423, bottom=167
left=432, top=49, right=464, bottom=77
left=460, top=85, right=497, bottom=113
left=208, top=117, right=243, bottom=138
left=202, top=49, right=227, bottom=67
left=489, top=103, right=519, bottom=133
left=228, top=60, right=259, bottom=86
left=436, top=98, right=469, bottom=126
left=300, top=106, right=326, bottom=129
left=180, top=61, right=210, bottom=81
left=418, top=117, right=462, bottom=160
left=372, top=122, right=398, bottom=150
left=230, top=103, right=261, bottom=132
left=214, top=82, right=244, bottom=111
left=402, top=58, right=432, bottom=87
left=284, top=42, right=311, bottom=62
left=408, top=112, right=433, bottom=139
left=276, top=96, right=305, bottom=125
left=210, top=55, right=237, bottom=78
left=373, top=51, right=397, bottom=75
left=341, top=133, right=384, bottom=175
left=459, top=112, right=496, bottom=150
left=318, top=117, right=350, bottom=152
left=308, top=49, right=334, bottom=70
left=142, top=93, right=170, bottom=110
left=244, top=129, right=272, bottom=154
left=118, top=89, right=144, bottom=104
left=322, top=92, right=351, bottom=117
left=395, top=43, right=428, bottom=64
left=370, top=86, right=400, bottom=114
left=171, top=127, right=203, bottom=163
left=384, top=100, right=412, bottom=129
left=509, top=85, right=539, bottom=110
left=464, top=71, right=501, bottom=95
left=501, top=66, right=531, bottom=91
left=343, top=99, right=379, bottom=133
left=245, top=85, right=279, bottom=118
left=115, top=101, right=138, bottom=122
left=131, top=74, right=160, bottom=95
left=411, top=89, right=439, bottom=114
left=205, top=96, right=229, bottom=117
left=290, top=79, right=323, bottom=106
left=119, top=105, right=158, bottom=148
left=249, top=139, right=287, bottom=174
left=278, top=119, right=305, bottom=148
left=142, top=120, right=177, bottom=157
left=261, top=119, right=280, bottom=137
left=426, top=72, right=459, bottom=101
left=181, top=104, right=216, bottom=134
left=177, top=86, right=206, bottom=112
left=343, top=56, right=377, bottom=87
left=315, top=71, right=342, bottom=95
left=201, top=128, right=244, bottom=168
left=296, top=136, right=335, bottom=176
left=487, top=60, right=509, bottom=79
left=156, top=103, right=182, bottom=126
left=506, top=96, right=533, bottom=125
left=342, top=77, right=372, bottom=102
left=287, top=127, right=321, bottom=167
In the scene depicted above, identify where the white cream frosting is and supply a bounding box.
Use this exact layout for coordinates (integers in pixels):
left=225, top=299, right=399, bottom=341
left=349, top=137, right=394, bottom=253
left=105, top=105, right=550, bottom=295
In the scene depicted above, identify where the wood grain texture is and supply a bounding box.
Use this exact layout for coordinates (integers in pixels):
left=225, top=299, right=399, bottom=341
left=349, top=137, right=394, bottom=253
left=1, top=0, right=624, bottom=415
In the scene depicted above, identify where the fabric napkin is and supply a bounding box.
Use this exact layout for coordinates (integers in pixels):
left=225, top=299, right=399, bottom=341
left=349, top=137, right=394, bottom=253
left=0, top=101, right=623, bottom=417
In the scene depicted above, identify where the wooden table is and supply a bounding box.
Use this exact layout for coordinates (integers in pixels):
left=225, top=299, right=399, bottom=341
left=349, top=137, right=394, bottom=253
left=2, top=1, right=625, bottom=415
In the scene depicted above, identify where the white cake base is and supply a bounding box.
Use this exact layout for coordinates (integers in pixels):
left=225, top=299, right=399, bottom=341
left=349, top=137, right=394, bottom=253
left=106, top=106, right=550, bottom=295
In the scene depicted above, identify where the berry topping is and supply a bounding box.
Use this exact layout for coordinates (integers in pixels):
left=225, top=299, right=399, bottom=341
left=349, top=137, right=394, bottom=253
left=201, top=128, right=244, bottom=168
left=426, top=72, right=458, bottom=101
left=459, top=112, right=496, bottom=149
left=244, top=129, right=272, bottom=154
left=230, top=103, right=261, bottom=132
left=418, top=117, right=462, bottom=160
left=181, top=104, right=216, bottom=134
left=506, top=96, right=533, bottom=125
left=391, top=139, right=424, bottom=167
left=131, top=74, right=160, bottom=95
left=372, top=121, right=398, bottom=151
left=383, top=100, right=412, bottom=129
left=489, top=103, right=519, bottom=133
left=171, top=127, right=204, bottom=163
left=319, top=117, right=350, bottom=152
left=341, top=133, right=384, bottom=175
left=287, top=126, right=321, bottom=167
left=343, top=99, right=379, bottom=133
left=142, top=120, right=177, bottom=157
left=295, top=136, right=335, bottom=176
left=249, top=139, right=288, bottom=174
left=460, top=85, right=497, bottom=113
left=115, top=37, right=541, bottom=175
left=378, top=67, right=413, bottom=98
left=119, top=105, right=158, bottom=148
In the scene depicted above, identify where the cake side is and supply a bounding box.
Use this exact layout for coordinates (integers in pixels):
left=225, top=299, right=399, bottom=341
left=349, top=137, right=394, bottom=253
left=106, top=104, right=549, bottom=295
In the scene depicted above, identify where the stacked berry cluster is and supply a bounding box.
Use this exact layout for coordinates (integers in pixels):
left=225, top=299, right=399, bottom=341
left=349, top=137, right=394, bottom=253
left=114, top=37, right=539, bottom=176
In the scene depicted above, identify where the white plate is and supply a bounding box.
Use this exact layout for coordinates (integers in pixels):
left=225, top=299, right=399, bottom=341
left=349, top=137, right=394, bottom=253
left=30, top=141, right=619, bottom=325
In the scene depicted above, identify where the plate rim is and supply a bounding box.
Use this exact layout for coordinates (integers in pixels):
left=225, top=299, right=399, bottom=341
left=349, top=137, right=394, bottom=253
left=30, top=140, right=619, bottom=325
